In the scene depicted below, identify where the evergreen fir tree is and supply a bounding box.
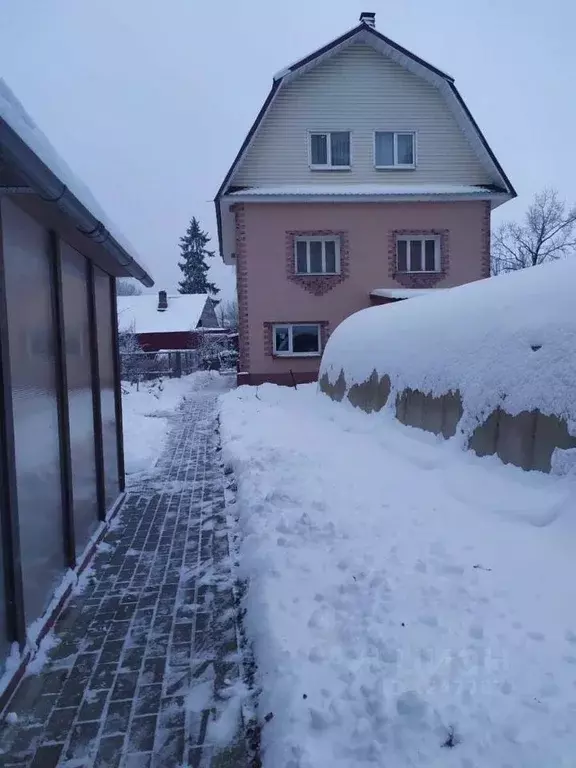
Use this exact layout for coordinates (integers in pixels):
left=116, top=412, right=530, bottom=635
left=177, top=217, right=220, bottom=296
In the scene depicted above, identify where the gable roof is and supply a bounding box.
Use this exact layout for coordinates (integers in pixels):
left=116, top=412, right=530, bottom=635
left=117, top=294, right=213, bottom=334
left=215, top=18, right=515, bottom=253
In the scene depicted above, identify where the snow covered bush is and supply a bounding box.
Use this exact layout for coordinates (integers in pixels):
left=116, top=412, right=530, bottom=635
left=319, top=258, right=576, bottom=472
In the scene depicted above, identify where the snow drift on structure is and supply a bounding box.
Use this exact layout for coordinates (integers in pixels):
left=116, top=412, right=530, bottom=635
left=319, top=258, right=576, bottom=468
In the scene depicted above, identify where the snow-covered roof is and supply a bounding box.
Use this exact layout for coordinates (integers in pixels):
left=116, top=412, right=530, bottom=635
left=227, top=184, right=500, bottom=201
left=0, top=79, right=153, bottom=285
left=371, top=288, right=451, bottom=300
left=321, top=258, right=576, bottom=433
left=117, top=294, right=210, bottom=334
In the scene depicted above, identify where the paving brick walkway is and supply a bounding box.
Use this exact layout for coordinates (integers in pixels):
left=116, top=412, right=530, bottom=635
left=0, top=377, right=255, bottom=768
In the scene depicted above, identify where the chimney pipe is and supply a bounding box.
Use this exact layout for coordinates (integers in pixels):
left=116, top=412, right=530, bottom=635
left=158, top=290, right=168, bottom=312
left=359, top=11, right=376, bottom=27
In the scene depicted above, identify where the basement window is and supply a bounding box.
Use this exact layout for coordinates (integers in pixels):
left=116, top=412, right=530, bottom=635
left=273, top=324, right=322, bottom=356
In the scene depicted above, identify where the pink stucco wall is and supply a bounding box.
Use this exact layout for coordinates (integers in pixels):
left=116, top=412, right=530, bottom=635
left=237, top=200, right=489, bottom=383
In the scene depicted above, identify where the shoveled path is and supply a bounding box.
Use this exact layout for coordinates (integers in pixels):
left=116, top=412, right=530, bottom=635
left=0, top=375, right=254, bottom=767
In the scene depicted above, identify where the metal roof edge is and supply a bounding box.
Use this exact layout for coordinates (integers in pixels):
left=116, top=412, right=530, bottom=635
left=0, top=117, right=154, bottom=286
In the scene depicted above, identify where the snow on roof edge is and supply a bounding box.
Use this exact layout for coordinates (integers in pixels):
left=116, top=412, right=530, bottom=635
left=0, top=79, right=153, bottom=281
left=228, top=184, right=499, bottom=198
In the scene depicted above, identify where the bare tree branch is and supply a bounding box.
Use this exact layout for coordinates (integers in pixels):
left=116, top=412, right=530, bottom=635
left=491, top=188, right=576, bottom=274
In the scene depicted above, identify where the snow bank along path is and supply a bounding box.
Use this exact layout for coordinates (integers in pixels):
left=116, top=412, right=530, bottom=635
left=220, top=383, right=576, bottom=768
left=319, top=258, right=576, bottom=473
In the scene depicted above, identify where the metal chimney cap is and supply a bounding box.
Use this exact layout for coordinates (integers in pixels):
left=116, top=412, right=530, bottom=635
left=158, top=290, right=168, bottom=312
left=359, top=11, right=376, bottom=27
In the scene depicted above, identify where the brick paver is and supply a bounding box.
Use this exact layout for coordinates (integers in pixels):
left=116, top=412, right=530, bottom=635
left=0, top=377, right=256, bottom=767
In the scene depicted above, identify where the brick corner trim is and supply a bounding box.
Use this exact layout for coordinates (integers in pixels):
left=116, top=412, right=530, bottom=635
left=481, top=201, right=491, bottom=278
left=388, top=229, right=450, bottom=288
left=285, top=231, right=350, bottom=296
left=233, top=204, right=250, bottom=371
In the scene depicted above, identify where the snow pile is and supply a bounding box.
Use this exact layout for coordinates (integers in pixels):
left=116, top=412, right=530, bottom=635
left=320, top=258, right=576, bottom=434
left=122, top=371, right=219, bottom=475
left=220, top=383, right=576, bottom=768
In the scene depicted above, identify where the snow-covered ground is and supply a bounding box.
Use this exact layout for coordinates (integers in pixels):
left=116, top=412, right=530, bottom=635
left=220, top=383, right=576, bottom=768
left=122, top=371, right=219, bottom=476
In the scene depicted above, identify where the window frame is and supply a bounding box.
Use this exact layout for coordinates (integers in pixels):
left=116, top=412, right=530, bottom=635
left=272, top=323, right=322, bottom=357
left=294, top=236, right=341, bottom=275
left=374, top=131, right=417, bottom=169
left=396, top=235, right=441, bottom=273
left=308, top=131, right=351, bottom=170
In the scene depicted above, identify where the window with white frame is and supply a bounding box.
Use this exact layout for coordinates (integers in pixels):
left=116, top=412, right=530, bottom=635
left=273, top=324, right=322, bottom=356
left=309, top=132, right=350, bottom=168
left=375, top=132, right=415, bottom=168
left=396, top=236, right=440, bottom=273
left=294, top=236, right=340, bottom=275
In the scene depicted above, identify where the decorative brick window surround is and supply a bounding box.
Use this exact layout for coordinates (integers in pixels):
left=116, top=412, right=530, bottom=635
left=264, top=321, right=330, bottom=358
left=286, top=230, right=350, bottom=296
left=388, top=229, right=449, bottom=288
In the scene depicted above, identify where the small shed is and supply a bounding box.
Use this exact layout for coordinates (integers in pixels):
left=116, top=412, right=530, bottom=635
left=117, top=291, right=220, bottom=351
left=0, top=79, right=152, bottom=700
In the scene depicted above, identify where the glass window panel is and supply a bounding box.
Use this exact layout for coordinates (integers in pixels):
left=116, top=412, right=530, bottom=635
left=274, top=326, right=290, bottom=353
left=309, top=241, right=323, bottom=273
left=325, top=240, right=337, bottom=273
left=410, top=240, right=423, bottom=271
left=292, top=325, right=320, bottom=354
left=330, top=132, right=350, bottom=166
left=397, top=134, right=414, bottom=165
left=295, top=241, right=308, bottom=273
left=397, top=240, right=408, bottom=272
left=1, top=198, right=65, bottom=623
left=0, top=446, right=7, bottom=658
left=424, top=240, right=437, bottom=271
left=61, top=242, right=99, bottom=555
left=310, top=134, right=328, bottom=165
left=94, top=268, right=120, bottom=510
left=375, top=132, right=394, bottom=166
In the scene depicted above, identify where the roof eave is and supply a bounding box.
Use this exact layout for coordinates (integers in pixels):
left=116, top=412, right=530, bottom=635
left=0, top=117, right=154, bottom=286
left=223, top=191, right=511, bottom=205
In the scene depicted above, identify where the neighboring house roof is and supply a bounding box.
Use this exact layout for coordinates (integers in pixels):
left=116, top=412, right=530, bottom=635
left=117, top=294, right=212, bottom=334
left=215, top=16, right=516, bottom=258
left=0, top=79, right=153, bottom=286
left=228, top=184, right=505, bottom=203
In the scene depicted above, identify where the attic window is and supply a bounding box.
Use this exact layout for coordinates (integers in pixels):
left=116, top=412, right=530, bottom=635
left=375, top=132, right=416, bottom=169
left=309, top=132, right=350, bottom=169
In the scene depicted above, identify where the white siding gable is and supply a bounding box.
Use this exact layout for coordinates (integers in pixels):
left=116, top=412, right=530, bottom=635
left=232, top=43, right=494, bottom=188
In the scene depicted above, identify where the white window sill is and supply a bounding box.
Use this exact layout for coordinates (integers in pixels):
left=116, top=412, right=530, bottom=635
left=375, top=165, right=416, bottom=170
left=273, top=352, right=321, bottom=358
left=309, top=165, right=351, bottom=171
left=396, top=270, right=441, bottom=275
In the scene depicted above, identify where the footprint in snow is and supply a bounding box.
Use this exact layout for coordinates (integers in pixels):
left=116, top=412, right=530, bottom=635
left=527, top=631, right=546, bottom=642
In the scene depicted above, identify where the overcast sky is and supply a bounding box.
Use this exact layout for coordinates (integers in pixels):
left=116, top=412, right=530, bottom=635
left=1, top=0, right=573, bottom=299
